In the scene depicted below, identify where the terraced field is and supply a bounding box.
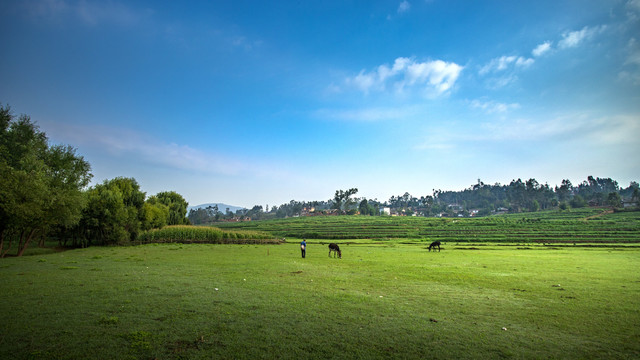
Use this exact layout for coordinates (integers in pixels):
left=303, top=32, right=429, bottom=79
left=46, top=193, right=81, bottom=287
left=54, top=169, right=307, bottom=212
left=215, top=208, right=640, bottom=244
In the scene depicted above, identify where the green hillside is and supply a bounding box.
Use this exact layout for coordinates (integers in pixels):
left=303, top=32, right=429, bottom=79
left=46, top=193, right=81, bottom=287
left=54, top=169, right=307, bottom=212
left=214, top=208, right=640, bottom=243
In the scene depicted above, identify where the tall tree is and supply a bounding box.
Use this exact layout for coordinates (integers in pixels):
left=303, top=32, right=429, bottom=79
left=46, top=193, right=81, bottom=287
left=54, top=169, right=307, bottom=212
left=79, top=177, right=145, bottom=245
left=333, top=188, right=358, bottom=212
left=607, top=192, right=622, bottom=208
left=0, top=105, right=91, bottom=256
left=555, top=179, right=573, bottom=202
left=358, top=199, right=371, bottom=215
left=149, top=191, right=188, bottom=225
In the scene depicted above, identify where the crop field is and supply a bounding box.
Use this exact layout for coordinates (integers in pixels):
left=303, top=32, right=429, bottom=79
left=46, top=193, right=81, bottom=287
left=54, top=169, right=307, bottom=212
left=1, top=240, right=639, bottom=359
left=215, top=209, right=640, bottom=244
left=137, top=225, right=280, bottom=244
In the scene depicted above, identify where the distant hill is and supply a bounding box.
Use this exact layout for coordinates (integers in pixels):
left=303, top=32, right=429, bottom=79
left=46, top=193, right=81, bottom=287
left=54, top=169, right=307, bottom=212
left=188, top=203, right=246, bottom=214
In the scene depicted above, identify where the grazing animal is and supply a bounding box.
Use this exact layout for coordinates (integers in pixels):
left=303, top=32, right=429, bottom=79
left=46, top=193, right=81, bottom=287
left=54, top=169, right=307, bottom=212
left=428, top=241, right=441, bottom=252
left=328, top=243, right=342, bottom=258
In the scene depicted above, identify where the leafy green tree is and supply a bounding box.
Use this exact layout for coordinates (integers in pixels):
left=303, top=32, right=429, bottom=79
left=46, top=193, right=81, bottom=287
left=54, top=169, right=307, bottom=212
left=530, top=200, right=540, bottom=212
left=142, top=202, right=169, bottom=230
left=150, top=191, right=189, bottom=225
left=570, top=195, right=587, bottom=208
left=555, top=179, right=573, bottom=202
left=79, top=177, right=145, bottom=245
left=0, top=105, right=91, bottom=256
left=188, top=207, right=213, bottom=225
left=507, top=179, right=526, bottom=212
left=359, top=199, right=373, bottom=215
left=246, top=205, right=264, bottom=220
left=607, top=192, right=622, bottom=208
left=333, top=188, right=358, bottom=213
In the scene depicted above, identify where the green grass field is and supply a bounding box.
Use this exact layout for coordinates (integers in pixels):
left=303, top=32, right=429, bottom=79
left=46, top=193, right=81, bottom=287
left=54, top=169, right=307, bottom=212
left=1, top=242, right=638, bottom=359
left=214, top=209, right=640, bottom=243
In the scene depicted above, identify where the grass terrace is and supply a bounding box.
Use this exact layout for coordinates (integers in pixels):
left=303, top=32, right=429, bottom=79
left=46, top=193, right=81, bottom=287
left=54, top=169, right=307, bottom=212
left=214, top=209, right=640, bottom=244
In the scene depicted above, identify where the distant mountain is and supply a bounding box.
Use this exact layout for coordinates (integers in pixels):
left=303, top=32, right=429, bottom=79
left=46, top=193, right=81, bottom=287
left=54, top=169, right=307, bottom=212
left=188, top=203, right=246, bottom=214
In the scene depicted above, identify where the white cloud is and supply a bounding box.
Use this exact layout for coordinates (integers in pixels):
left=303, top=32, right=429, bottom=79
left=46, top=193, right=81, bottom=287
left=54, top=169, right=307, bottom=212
left=559, top=27, right=589, bottom=48
left=479, top=55, right=534, bottom=75
left=351, top=71, right=377, bottom=93
left=532, top=41, right=552, bottom=57
left=398, top=1, right=411, bottom=13
left=515, top=57, right=534, bottom=67
left=485, top=75, right=519, bottom=89
left=470, top=100, right=520, bottom=114
left=346, top=57, right=463, bottom=96
left=558, top=25, right=607, bottom=49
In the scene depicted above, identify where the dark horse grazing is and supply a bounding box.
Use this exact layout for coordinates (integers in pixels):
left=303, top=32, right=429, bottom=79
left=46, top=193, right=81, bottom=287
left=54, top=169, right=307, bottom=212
left=428, top=241, right=441, bottom=252
left=328, top=243, right=342, bottom=258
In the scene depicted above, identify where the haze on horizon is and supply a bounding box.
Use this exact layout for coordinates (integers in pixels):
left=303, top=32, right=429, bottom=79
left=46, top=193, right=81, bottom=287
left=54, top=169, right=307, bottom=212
left=1, top=0, right=639, bottom=208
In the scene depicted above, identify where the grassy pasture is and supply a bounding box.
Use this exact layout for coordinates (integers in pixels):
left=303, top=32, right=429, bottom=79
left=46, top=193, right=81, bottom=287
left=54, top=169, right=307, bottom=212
left=1, top=242, right=639, bottom=359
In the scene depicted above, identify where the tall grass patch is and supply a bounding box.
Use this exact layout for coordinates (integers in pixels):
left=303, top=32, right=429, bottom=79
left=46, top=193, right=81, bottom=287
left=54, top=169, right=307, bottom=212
left=138, top=225, right=281, bottom=244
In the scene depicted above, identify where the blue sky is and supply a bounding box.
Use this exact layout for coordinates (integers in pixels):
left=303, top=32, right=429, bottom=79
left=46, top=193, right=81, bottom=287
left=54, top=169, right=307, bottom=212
left=1, top=0, right=639, bottom=208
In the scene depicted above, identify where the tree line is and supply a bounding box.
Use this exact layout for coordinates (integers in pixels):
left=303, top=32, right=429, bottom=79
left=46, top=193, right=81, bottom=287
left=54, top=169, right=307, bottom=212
left=190, top=178, right=639, bottom=224
left=0, top=105, right=189, bottom=257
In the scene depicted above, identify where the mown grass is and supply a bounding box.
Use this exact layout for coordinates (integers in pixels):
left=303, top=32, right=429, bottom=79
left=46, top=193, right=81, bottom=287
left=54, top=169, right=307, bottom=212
left=0, top=242, right=638, bottom=359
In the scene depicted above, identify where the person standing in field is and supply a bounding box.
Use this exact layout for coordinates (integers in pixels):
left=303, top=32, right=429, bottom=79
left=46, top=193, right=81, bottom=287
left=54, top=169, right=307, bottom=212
left=300, top=239, right=307, bottom=258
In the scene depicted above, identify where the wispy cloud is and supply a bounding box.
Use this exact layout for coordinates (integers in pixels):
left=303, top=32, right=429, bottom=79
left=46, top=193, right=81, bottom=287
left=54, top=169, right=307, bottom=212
left=477, top=24, right=608, bottom=89
left=485, top=113, right=639, bottom=148
left=627, top=0, right=640, bottom=20
left=624, top=37, right=640, bottom=66
left=479, top=55, right=534, bottom=75
left=470, top=100, right=520, bottom=114
left=229, top=35, right=264, bottom=51
left=346, top=57, right=464, bottom=96
left=481, top=24, right=608, bottom=79
left=558, top=25, right=607, bottom=49
left=413, top=112, right=640, bottom=154
left=532, top=41, right=552, bottom=57
left=42, top=122, right=290, bottom=179
left=620, top=37, right=640, bottom=84
left=398, top=1, right=411, bottom=14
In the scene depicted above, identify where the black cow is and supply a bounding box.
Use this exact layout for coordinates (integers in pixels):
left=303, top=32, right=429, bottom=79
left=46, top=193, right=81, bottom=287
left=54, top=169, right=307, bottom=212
left=428, top=241, right=441, bottom=252
left=328, top=243, right=342, bottom=258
